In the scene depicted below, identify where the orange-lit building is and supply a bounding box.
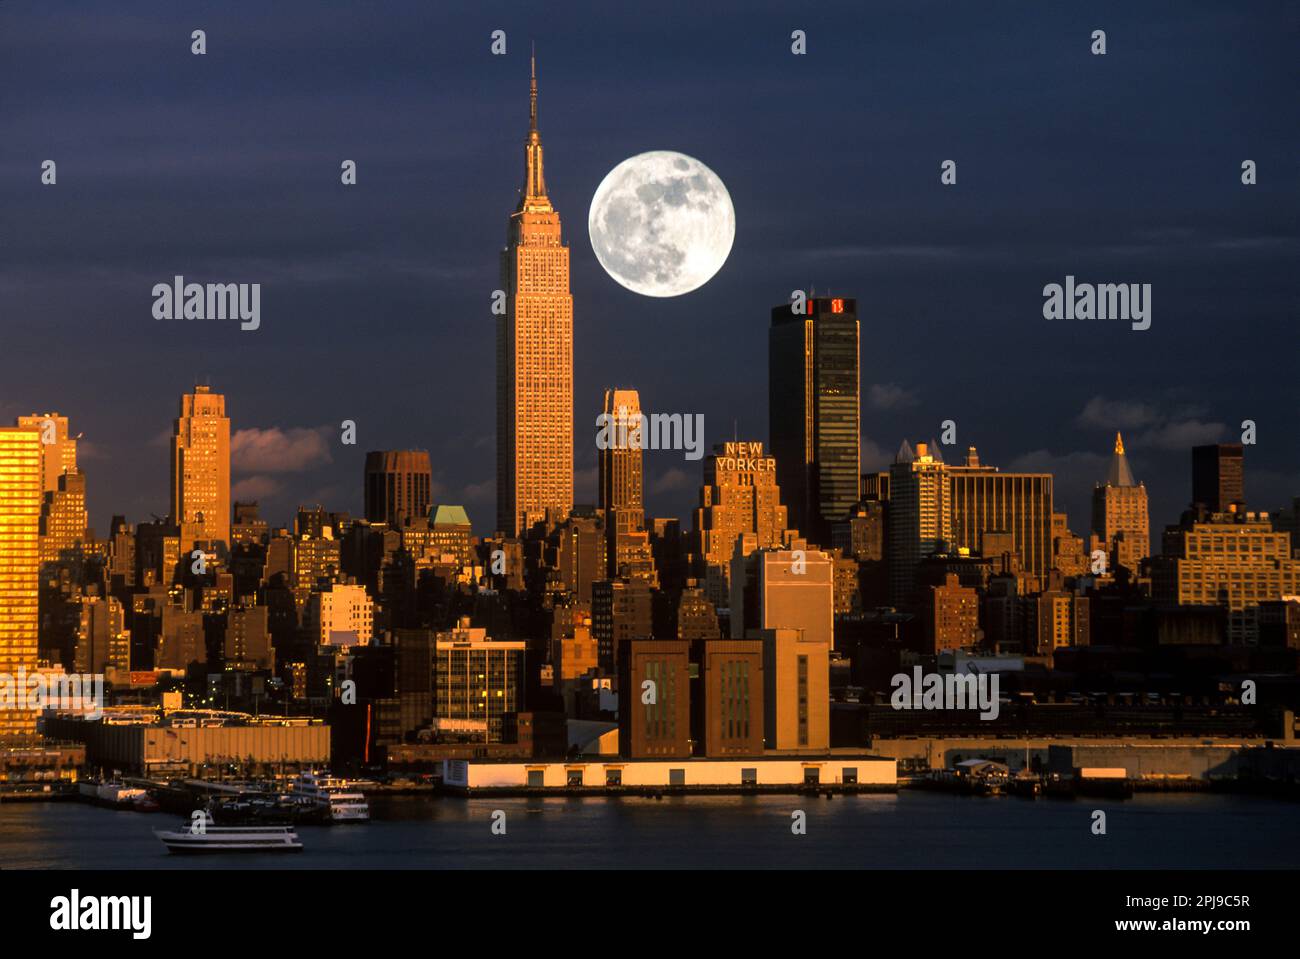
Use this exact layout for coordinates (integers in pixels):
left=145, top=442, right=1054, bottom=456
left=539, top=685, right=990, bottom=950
left=497, top=57, right=573, bottom=536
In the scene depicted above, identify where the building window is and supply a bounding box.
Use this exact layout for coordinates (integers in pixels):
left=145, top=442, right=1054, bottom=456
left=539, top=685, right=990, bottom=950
left=741, top=768, right=758, bottom=786
left=605, top=768, right=622, bottom=786
left=842, top=767, right=858, bottom=785
left=669, top=768, right=685, bottom=786
left=527, top=769, right=544, bottom=788
left=803, top=767, right=820, bottom=785
left=797, top=654, right=809, bottom=747
left=566, top=768, right=583, bottom=787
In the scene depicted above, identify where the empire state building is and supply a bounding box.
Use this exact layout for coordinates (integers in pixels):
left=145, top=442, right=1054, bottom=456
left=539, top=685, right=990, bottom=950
left=497, top=56, right=573, bottom=536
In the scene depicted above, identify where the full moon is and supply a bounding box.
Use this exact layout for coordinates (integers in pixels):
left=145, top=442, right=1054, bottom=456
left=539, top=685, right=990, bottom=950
left=588, top=151, right=735, bottom=297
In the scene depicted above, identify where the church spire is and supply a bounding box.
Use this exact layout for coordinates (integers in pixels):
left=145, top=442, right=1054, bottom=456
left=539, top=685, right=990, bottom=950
left=521, top=49, right=547, bottom=202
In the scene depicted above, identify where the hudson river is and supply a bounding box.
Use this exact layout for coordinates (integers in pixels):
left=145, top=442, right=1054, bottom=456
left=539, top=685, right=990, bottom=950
left=2, top=793, right=1296, bottom=869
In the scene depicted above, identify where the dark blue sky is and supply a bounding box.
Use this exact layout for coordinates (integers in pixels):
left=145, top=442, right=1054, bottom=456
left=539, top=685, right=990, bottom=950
left=2, top=0, right=1297, bottom=537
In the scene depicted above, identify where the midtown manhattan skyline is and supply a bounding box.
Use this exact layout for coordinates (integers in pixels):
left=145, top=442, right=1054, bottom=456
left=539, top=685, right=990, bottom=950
left=1, top=1, right=1296, bottom=539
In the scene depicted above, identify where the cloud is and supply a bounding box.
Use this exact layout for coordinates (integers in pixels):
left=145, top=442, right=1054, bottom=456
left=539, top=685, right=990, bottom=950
left=1076, top=395, right=1225, bottom=451
left=1076, top=396, right=1161, bottom=431
left=1008, top=448, right=1108, bottom=479
left=860, top=437, right=892, bottom=472
left=1136, top=419, right=1226, bottom=451
left=75, top=439, right=105, bottom=460
left=866, top=383, right=919, bottom=411
left=461, top=478, right=493, bottom=504
left=232, top=475, right=281, bottom=500
left=651, top=467, right=691, bottom=494
left=232, top=426, right=332, bottom=473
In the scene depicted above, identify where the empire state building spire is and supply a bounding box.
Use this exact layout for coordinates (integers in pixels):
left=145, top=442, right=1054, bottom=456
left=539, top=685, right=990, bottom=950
left=498, top=53, right=572, bottom=538
left=521, top=50, right=548, bottom=204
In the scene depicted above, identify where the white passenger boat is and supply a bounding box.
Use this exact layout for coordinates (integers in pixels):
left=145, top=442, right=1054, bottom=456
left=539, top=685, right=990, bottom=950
left=154, top=824, right=303, bottom=854
left=290, top=771, right=370, bottom=822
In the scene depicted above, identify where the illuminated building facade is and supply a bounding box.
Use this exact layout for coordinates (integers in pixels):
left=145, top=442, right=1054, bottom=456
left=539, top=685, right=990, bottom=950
left=497, top=56, right=573, bottom=536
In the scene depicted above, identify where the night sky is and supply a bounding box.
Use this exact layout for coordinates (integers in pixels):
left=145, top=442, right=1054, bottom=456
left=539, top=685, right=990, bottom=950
left=2, top=1, right=1296, bottom=539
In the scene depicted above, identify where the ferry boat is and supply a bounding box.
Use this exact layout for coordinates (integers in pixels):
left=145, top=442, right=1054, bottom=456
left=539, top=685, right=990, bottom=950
left=289, top=771, right=370, bottom=823
left=154, top=824, right=303, bottom=854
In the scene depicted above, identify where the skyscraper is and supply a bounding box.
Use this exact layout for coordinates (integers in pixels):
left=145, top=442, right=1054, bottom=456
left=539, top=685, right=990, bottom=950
left=497, top=55, right=573, bottom=536
left=691, top=441, right=790, bottom=606
left=1091, top=432, right=1150, bottom=574
left=599, top=388, right=645, bottom=577
left=364, top=450, right=432, bottom=528
left=769, top=296, right=861, bottom=542
left=170, top=385, right=231, bottom=554
left=15, top=413, right=76, bottom=492
left=16, top=412, right=88, bottom=569
left=948, top=454, right=1054, bottom=579
left=598, top=388, right=644, bottom=529
left=0, top=427, right=42, bottom=736
left=888, top=440, right=951, bottom=609
left=890, top=440, right=1054, bottom=609
left=1192, top=443, right=1244, bottom=513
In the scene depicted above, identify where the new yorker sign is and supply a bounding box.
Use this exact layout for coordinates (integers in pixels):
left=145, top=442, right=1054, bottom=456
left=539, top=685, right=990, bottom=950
left=714, top=442, right=775, bottom=472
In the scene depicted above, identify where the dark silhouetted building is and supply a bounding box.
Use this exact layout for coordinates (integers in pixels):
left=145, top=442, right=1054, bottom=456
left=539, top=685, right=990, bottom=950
left=364, top=450, right=432, bottom=528
left=769, top=295, right=860, bottom=542
left=1192, top=443, right=1244, bottom=513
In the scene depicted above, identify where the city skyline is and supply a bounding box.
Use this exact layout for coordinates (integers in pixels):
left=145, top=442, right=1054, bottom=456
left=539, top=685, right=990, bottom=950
left=3, top=2, right=1296, bottom=538
left=2, top=4, right=1299, bottom=912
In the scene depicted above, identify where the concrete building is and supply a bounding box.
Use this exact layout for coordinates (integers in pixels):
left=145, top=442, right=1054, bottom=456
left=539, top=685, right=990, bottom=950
left=888, top=440, right=951, bottom=609
left=497, top=55, right=573, bottom=536
left=363, top=450, right=432, bottom=528
left=0, top=427, right=42, bottom=736
left=760, top=628, right=830, bottom=752
left=305, top=583, right=374, bottom=646
left=693, top=640, right=764, bottom=757
left=442, top=754, right=896, bottom=792
left=691, top=441, right=791, bottom=607
left=1152, top=510, right=1300, bottom=644
left=618, top=639, right=692, bottom=758
left=39, top=470, right=89, bottom=567
left=948, top=451, right=1054, bottom=581
left=170, top=385, right=231, bottom=555
left=891, top=441, right=1054, bottom=608
left=1192, top=443, right=1244, bottom=513
left=592, top=578, right=652, bottom=672
left=598, top=388, right=645, bottom=577
left=76, top=594, right=129, bottom=674
left=429, top=504, right=474, bottom=566
left=729, top=544, right=834, bottom=650
left=924, top=573, right=981, bottom=653
left=1027, top=588, right=1090, bottom=654
left=435, top=620, right=525, bottom=743
left=1091, top=432, right=1150, bottom=575
left=43, top=713, right=329, bottom=776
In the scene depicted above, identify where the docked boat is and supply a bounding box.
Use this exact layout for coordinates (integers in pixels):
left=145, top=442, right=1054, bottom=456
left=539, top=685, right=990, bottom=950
left=154, top=824, right=303, bottom=854
left=290, top=771, right=370, bottom=823
left=81, top=779, right=151, bottom=808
